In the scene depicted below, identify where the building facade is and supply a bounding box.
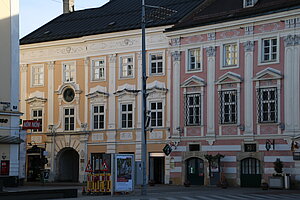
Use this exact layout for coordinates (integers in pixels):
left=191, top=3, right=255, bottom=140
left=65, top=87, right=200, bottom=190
left=0, top=0, right=24, bottom=186
left=167, top=0, right=300, bottom=187
left=19, top=0, right=203, bottom=183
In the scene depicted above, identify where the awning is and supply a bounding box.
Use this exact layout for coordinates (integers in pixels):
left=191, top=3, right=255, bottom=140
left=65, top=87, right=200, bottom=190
left=0, top=136, right=24, bottom=144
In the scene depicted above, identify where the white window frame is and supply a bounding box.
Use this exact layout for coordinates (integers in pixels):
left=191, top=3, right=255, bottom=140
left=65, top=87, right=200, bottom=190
left=149, top=52, right=164, bottom=76
left=31, top=64, right=44, bottom=87
left=64, top=107, right=75, bottom=131
left=219, top=90, right=238, bottom=124
left=222, top=43, right=239, bottom=68
left=257, top=87, right=278, bottom=123
left=119, top=55, right=134, bottom=79
left=185, top=93, right=201, bottom=126
left=91, top=58, right=106, bottom=81
left=220, top=41, right=239, bottom=70
left=92, top=104, right=105, bottom=130
left=149, top=101, right=164, bottom=128
left=186, top=48, right=202, bottom=72
left=120, top=103, right=134, bottom=129
left=62, top=61, right=76, bottom=83
left=258, top=35, right=280, bottom=65
left=31, top=108, right=43, bottom=132
left=244, top=0, right=254, bottom=7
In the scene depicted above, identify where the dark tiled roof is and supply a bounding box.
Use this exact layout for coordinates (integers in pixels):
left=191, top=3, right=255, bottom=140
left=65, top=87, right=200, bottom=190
left=167, top=0, right=300, bottom=32
left=20, top=0, right=205, bottom=45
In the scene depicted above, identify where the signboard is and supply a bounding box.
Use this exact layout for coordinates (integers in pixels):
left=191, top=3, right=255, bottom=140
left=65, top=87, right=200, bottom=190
left=22, top=120, right=41, bottom=130
left=85, top=160, right=93, bottom=172
left=115, top=154, right=134, bottom=192
left=101, top=160, right=109, bottom=172
left=163, top=144, right=172, bottom=156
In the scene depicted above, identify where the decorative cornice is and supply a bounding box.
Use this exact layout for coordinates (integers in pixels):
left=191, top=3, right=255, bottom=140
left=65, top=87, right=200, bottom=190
left=86, top=91, right=109, bottom=99
left=113, top=89, right=139, bottom=97
left=172, top=51, right=181, bottom=61
left=243, top=41, right=255, bottom=52
left=207, top=32, right=215, bottom=41
left=206, top=46, right=216, bottom=57
left=56, top=82, right=82, bottom=95
left=216, top=72, right=243, bottom=85
left=181, top=75, right=206, bottom=88
left=25, top=97, right=47, bottom=104
left=284, top=34, right=300, bottom=47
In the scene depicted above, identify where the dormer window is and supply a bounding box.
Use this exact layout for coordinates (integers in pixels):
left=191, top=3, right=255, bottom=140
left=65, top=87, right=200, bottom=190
left=244, top=0, right=258, bottom=8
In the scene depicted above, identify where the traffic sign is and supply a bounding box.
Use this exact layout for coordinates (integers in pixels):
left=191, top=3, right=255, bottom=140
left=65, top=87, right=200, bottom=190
left=85, top=160, right=93, bottom=172
left=163, top=144, right=172, bottom=156
left=101, top=160, right=109, bottom=172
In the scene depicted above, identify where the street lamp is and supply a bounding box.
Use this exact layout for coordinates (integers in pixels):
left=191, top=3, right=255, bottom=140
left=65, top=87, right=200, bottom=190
left=140, top=0, right=177, bottom=195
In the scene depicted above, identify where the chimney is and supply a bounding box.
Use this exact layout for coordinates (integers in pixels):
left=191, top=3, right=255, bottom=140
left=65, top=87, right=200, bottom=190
left=63, top=0, right=75, bottom=14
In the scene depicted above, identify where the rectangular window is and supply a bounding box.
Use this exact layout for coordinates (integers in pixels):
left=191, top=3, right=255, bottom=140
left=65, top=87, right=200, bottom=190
left=63, top=63, right=76, bottom=82
left=121, top=103, right=133, bottom=128
left=189, top=144, right=200, bottom=151
left=262, top=38, right=277, bottom=62
left=188, top=48, right=201, bottom=71
left=92, top=59, right=105, bottom=81
left=185, top=94, right=201, bottom=126
left=32, top=65, right=44, bottom=86
left=64, top=108, right=75, bottom=131
left=224, top=43, right=238, bottom=66
left=120, top=56, right=133, bottom=78
left=93, top=105, right=105, bottom=130
left=150, top=102, right=163, bottom=127
left=258, top=88, right=278, bottom=123
left=220, top=90, right=237, bottom=124
left=32, top=109, right=42, bottom=132
left=150, top=53, right=163, bottom=75
left=244, top=144, right=256, bottom=152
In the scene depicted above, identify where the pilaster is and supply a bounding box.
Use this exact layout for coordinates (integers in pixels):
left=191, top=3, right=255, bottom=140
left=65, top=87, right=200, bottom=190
left=206, top=46, right=216, bottom=135
left=243, top=41, right=254, bottom=135
left=84, top=58, right=89, bottom=124
left=20, top=64, right=28, bottom=119
left=47, top=61, right=55, bottom=125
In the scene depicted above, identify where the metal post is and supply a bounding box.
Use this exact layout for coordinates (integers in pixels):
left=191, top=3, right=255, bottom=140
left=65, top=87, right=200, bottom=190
left=141, top=0, right=147, bottom=196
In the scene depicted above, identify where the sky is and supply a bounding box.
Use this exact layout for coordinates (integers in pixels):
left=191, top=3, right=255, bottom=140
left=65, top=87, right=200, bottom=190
left=20, top=0, right=109, bottom=38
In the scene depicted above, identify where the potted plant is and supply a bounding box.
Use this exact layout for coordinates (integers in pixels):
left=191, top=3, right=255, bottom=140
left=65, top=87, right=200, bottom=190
left=268, top=158, right=284, bottom=189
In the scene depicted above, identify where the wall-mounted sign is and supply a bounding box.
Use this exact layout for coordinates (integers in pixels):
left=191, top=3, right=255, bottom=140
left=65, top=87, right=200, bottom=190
left=22, top=120, right=41, bottom=130
left=115, top=154, right=134, bottom=192
left=0, top=118, right=8, bottom=123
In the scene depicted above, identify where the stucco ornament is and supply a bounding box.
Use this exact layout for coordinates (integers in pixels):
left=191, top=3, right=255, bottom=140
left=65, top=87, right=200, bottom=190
left=205, top=46, right=216, bottom=57
left=243, top=41, right=255, bottom=52
left=284, top=34, right=300, bottom=47
left=172, top=51, right=181, bottom=61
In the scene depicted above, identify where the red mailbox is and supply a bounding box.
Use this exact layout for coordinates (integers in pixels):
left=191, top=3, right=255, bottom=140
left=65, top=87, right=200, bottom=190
left=0, top=160, right=10, bottom=175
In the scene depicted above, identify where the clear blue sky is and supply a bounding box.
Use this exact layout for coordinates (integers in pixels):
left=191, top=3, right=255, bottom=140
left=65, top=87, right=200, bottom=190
left=20, top=0, right=109, bottom=38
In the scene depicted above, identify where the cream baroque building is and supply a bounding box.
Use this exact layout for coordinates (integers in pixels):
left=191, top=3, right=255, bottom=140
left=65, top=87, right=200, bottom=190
left=19, top=0, right=203, bottom=183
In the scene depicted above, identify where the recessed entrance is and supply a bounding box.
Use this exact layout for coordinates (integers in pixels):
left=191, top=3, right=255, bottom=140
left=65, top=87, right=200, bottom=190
left=186, top=157, right=204, bottom=185
left=27, top=146, right=45, bottom=182
left=57, top=148, right=79, bottom=182
left=149, top=154, right=164, bottom=184
left=240, top=157, right=261, bottom=187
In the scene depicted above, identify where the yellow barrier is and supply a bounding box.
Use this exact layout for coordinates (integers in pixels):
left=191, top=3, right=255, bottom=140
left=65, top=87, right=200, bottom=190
left=85, top=173, right=111, bottom=194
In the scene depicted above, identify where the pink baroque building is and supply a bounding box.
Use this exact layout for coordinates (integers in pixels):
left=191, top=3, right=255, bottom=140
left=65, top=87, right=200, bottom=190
left=166, top=0, right=300, bottom=187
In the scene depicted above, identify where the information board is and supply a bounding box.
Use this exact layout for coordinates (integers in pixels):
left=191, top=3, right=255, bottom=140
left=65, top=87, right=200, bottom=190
left=115, top=154, right=134, bottom=192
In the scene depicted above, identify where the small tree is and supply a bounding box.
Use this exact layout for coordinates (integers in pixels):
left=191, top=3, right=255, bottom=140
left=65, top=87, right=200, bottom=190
left=273, top=158, right=283, bottom=174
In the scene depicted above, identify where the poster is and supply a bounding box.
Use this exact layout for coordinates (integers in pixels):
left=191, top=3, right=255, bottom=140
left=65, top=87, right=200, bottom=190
left=115, top=154, right=134, bottom=192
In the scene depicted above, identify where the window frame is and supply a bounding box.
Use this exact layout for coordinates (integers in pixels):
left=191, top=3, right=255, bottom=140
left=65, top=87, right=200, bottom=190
left=120, top=103, right=134, bottom=129
left=31, top=64, right=44, bottom=87
left=149, top=101, right=164, bottom=128
left=62, top=61, right=76, bottom=83
left=149, top=52, right=164, bottom=76
left=92, top=104, right=105, bottom=130
left=64, top=107, right=75, bottom=131
left=244, top=0, right=254, bottom=7
left=257, top=87, right=278, bottom=123
left=187, top=48, right=202, bottom=72
left=258, top=35, right=280, bottom=65
left=185, top=93, right=201, bottom=126
left=119, top=55, right=134, bottom=79
left=223, top=43, right=238, bottom=68
left=91, top=58, right=106, bottom=82
left=31, top=108, right=43, bottom=132
left=219, top=90, right=238, bottom=124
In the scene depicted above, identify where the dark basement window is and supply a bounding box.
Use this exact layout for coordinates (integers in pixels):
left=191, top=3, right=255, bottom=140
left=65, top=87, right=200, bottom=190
left=189, top=144, right=200, bottom=151
left=244, top=144, right=256, bottom=152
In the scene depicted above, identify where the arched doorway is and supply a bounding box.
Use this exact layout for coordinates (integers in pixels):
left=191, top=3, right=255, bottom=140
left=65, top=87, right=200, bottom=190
left=240, top=157, right=261, bottom=187
left=186, top=157, right=204, bottom=185
left=57, top=148, right=79, bottom=182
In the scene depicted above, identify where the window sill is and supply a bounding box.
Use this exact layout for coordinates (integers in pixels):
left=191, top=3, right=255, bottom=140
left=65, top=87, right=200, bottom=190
left=186, top=69, right=203, bottom=74
left=149, top=73, right=165, bottom=77
left=31, top=84, right=45, bottom=88
left=220, top=65, right=239, bottom=70
left=91, top=79, right=106, bottom=82
left=258, top=60, right=279, bottom=66
left=119, top=76, right=134, bottom=80
left=257, top=122, right=278, bottom=125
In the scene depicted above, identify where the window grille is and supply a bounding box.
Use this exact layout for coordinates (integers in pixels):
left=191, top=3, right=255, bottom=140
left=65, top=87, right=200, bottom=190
left=257, top=87, right=278, bottom=123
left=185, top=93, right=201, bottom=126
left=219, top=90, right=237, bottom=124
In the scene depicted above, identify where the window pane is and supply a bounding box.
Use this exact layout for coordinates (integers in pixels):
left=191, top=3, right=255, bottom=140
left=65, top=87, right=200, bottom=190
left=128, top=104, right=132, bottom=111
left=70, top=108, right=74, bottom=115
left=94, top=106, right=98, bottom=113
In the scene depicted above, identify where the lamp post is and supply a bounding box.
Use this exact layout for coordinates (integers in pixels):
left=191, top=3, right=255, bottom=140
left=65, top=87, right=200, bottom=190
left=141, top=0, right=147, bottom=195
